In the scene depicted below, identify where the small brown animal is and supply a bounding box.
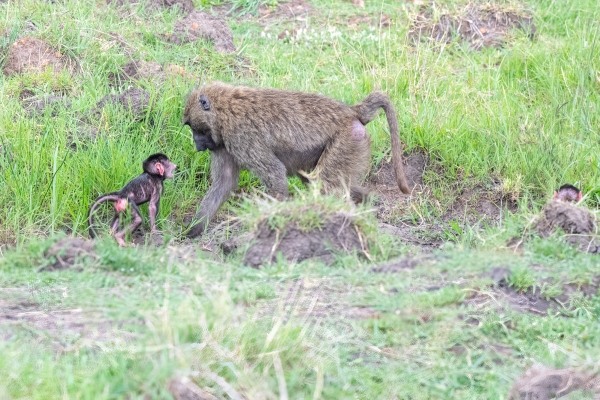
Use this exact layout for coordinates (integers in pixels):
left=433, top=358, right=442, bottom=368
left=553, top=183, right=582, bottom=203
left=88, top=153, right=176, bottom=246
left=182, top=82, right=411, bottom=238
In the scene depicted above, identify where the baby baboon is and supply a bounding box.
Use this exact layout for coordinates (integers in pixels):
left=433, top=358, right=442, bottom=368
left=553, top=183, right=582, bottom=203
left=88, top=153, right=176, bottom=246
left=183, top=82, right=411, bottom=238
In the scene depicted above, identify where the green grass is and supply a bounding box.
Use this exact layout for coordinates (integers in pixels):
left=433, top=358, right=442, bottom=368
left=2, top=0, right=600, bottom=398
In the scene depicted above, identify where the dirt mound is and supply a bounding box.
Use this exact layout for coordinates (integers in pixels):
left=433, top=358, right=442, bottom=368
left=21, top=95, right=71, bottom=117
left=40, top=238, right=96, bottom=272
left=370, top=151, right=427, bottom=190
left=468, top=267, right=555, bottom=315
left=368, top=151, right=517, bottom=247
left=242, top=213, right=367, bottom=268
left=107, top=0, right=193, bottom=15
left=508, top=365, right=599, bottom=399
left=108, top=59, right=194, bottom=87
left=3, top=36, right=76, bottom=76
left=444, top=179, right=517, bottom=223
left=409, top=3, right=535, bottom=50
left=108, top=60, right=165, bottom=87
left=165, top=11, right=236, bottom=54
left=468, top=267, right=600, bottom=316
left=534, top=201, right=600, bottom=253
left=91, top=87, right=151, bottom=118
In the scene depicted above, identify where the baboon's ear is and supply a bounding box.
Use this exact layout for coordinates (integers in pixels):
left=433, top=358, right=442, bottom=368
left=199, top=94, right=210, bottom=111
left=147, top=161, right=164, bottom=176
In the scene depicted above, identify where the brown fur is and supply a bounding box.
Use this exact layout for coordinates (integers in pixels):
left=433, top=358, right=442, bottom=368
left=183, top=82, right=411, bottom=238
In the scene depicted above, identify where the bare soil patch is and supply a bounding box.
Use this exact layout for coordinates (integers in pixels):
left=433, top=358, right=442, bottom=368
left=367, top=151, right=426, bottom=231
left=368, top=150, right=516, bottom=247
left=0, top=293, right=136, bottom=348
left=91, top=87, right=151, bottom=119
left=107, top=0, right=193, bottom=15
left=257, top=0, right=313, bottom=22
left=255, top=277, right=379, bottom=329
left=164, top=11, right=236, bottom=54
left=108, top=60, right=166, bottom=87
left=240, top=213, right=368, bottom=268
left=346, top=13, right=390, bottom=30
left=97, top=32, right=137, bottom=59
left=534, top=201, right=600, bottom=253
left=448, top=342, right=514, bottom=366
left=211, top=0, right=313, bottom=23
left=370, top=255, right=435, bottom=273
left=21, top=95, right=71, bottom=117
left=108, top=59, right=194, bottom=87
left=168, top=377, right=217, bottom=400
left=409, top=3, right=535, bottom=50
left=467, top=267, right=600, bottom=316
left=509, top=365, right=600, bottom=399
left=40, top=238, right=96, bottom=272
left=3, top=37, right=76, bottom=76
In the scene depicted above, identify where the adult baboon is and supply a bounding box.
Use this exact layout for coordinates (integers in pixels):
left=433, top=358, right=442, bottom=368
left=183, top=82, right=410, bottom=238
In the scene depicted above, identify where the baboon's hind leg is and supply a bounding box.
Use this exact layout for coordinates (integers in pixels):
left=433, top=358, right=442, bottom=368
left=247, top=156, right=290, bottom=200
left=315, top=133, right=371, bottom=203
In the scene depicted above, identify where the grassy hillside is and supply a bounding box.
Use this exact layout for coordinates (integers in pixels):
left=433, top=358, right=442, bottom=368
left=1, top=0, right=600, bottom=398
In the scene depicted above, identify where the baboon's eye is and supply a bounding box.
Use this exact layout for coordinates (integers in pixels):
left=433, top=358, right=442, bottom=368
left=199, top=94, right=210, bottom=111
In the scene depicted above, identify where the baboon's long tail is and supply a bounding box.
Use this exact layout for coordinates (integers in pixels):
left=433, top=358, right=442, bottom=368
left=352, top=92, right=411, bottom=195
left=88, top=192, right=121, bottom=238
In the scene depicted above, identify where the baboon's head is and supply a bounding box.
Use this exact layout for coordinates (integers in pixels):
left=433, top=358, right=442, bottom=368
left=183, top=89, right=221, bottom=152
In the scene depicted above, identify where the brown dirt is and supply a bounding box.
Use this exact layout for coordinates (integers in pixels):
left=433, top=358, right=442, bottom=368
left=168, top=377, right=217, bottom=400
left=91, top=87, right=151, bottom=118
left=164, top=11, right=236, bottom=54
left=468, top=267, right=600, bottom=316
left=368, top=150, right=516, bottom=247
left=211, top=0, right=313, bottom=23
left=3, top=36, right=76, bottom=76
left=346, top=13, right=390, bottom=30
left=448, top=342, right=514, bottom=365
left=242, top=213, right=368, bottom=268
left=558, top=278, right=600, bottom=301
left=257, top=0, right=313, bottom=22
left=40, top=238, right=96, bottom=272
left=409, top=3, right=536, bottom=50
left=0, top=292, right=136, bottom=348
left=97, top=32, right=137, bottom=58
left=108, top=59, right=195, bottom=87
left=367, top=151, right=426, bottom=233
left=107, top=0, right=193, bottom=15
left=255, top=277, right=379, bottom=328
left=370, top=255, right=427, bottom=273
left=21, top=95, right=71, bottom=117
left=108, top=59, right=166, bottom=87
left=508, top=365, right=600, bottom=399
left=533, top=201, right=600, bottom=253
